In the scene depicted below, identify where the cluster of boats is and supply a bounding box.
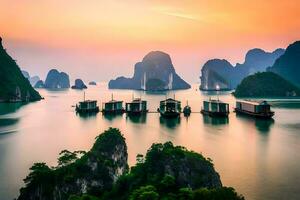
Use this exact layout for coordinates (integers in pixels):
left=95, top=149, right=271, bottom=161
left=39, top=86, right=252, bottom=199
left=76, top=95, right=274, bottom=119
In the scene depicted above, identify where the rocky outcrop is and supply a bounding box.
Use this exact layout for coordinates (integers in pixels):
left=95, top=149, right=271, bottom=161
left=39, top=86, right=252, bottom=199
left=268, top=41, right=300, bottom=87
left=34, top=80, right=44, bottom=88
left=200, top=48, right=285, bottom=90
left=44, top=69, right=70, bottom=89
left=89, top=81, right=97, bottom=86
left=109, top=51, right=190, bottom=91
left=22, top=70, right=41, bottom=86
left=0, top=37, right=41, bottom=102
left=71, top=79, right=87, bottom=89
left=17, top=128, right=128, bottom=200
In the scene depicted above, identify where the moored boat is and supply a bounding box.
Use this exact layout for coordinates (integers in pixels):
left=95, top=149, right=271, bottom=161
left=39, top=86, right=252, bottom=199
left=76, top=100, right=99, bottom=113
left=125, top=98, right=148, bottom=115
left=234, top=100, right=274, bottom=119
left=158, top=98, right=181, bottom=118
left=183, top=101, right=191, bottom=116
left=102, top=95, right=125, bottom=114
left=201, top=99, right=229, bottom=117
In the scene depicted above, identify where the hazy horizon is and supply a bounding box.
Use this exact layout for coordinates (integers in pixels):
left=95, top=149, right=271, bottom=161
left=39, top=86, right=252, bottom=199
left=1, top=0, right=300, bottom=83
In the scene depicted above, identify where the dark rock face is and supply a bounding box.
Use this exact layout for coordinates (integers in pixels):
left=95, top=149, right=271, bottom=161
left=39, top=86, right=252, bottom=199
left=234, top=72, right=300, bottom=97
left=109, top=51, right=190, bottom=91
left=34, top=80, right=45, bottom=88
left=0, top=37, right=41, bottom=102
left=17, top=128, right=128, bottom=200
left=71, top=79, right=87, bottom=89
left=268, top=41, right=300, bottom=87
left=89, top=81, right=97, bottom=85
left=44, top=69, right=70, bottom=89
left=200, top=48, right=285, bottom=90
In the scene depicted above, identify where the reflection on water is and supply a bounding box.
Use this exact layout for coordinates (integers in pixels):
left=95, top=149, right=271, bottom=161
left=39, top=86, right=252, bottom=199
left=0, top=103, right=24, bottom=115
left=159, top=116, right=181, bottom=129
left=76, top=112, right=98, bottom=119
left=126, top=114, right=147, bottom=124
left=1, top=84, right=300, bottom=200
left=202, top=115, right=229, bottom=125
left=270, top=101, right=300, bottom=109
left=236, top=114, right=274, bottom=134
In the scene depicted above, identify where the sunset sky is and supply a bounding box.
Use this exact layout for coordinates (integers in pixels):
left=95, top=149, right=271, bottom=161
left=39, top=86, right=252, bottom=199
left=1, top=0, right=300, bottom=83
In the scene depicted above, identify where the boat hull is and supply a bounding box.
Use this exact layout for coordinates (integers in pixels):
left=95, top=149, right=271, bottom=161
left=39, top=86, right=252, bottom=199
left=102, top=109, right=125, bottom=115
left=234, top=108, right=274, bottom=119
left=159, top=111, right=180, bottom=118
left=126, top=110, right=148, bottom=116
left=76, top=107, right=99, bottom=114
left=201, top=109, right=229, bottom=117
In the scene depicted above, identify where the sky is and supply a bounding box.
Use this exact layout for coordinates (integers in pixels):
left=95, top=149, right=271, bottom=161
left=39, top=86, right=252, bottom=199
left=1, top=0, right=300, bottom=83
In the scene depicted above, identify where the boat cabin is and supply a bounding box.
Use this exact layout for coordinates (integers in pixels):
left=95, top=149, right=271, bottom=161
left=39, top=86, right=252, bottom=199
left=201, top=99, right=229, bottom=117
left=76, top=100, right=99, bottom=113
left=159, top=98, right=181, bottom=118
left=125, top=98, right=148, bottom=114
left=103, top=100, right=124, bottom=114
left=235, top=100, right=274, bottom=118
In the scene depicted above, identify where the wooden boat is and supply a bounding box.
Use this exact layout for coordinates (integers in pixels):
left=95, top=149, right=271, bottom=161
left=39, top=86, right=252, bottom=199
left=102, top=100, right=124, bottom=114
left=125, top=98, right=148, bottom=115
left=76, top=100, right=99, bottom=113
left=158, top=98, right=181, bottom=118
left=234, top=100, right=274, bottom=119
left=75, top=92, right=99, bottom=113
left=183, top=101, right=191, bottom=116
left=201, top=99, right=229, bottom=117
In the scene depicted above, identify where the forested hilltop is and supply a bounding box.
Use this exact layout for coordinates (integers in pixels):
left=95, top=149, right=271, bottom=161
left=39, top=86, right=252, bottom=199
left=17, top=128, right=244, bottom=200
left=0, top=37, right=41, bottom=102
left=234, top=72, right=300, bottom=98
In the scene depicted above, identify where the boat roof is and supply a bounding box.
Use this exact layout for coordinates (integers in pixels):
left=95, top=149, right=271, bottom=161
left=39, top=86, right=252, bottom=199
left=79, top=100, right=97, bottom=103
left=237, top=100, right=270, bottom=106
left=204, top=99, right=227, bottom=104
left=105, top=100, right=123, bottom=104
left=160, top=98, right=181, bottom=103
left=127, top=98, right=146, bottom=104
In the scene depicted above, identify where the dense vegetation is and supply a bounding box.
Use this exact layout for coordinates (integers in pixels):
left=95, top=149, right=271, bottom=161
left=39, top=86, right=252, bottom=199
left=18, top=128, right=243, bottom=200
left=0, top=37, right=41, bottom=102
left=268, top=41, right=300, bottom=87
left=234, top=72, right=300, bottom=97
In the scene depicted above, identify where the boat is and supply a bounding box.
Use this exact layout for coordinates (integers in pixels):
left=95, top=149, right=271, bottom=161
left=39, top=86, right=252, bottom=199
left=75, top=92, right=99, bottom=113
left=201, top=99, right=229, bottom=117
left=158, top=98, right=181, bottom=118
left=102, top=95, right=125, bottom=114
left=125, top=98, right=148, bottom=115
left=234, top=100, right=274, bottom=119
left=183, top=101, right=191, bottom=116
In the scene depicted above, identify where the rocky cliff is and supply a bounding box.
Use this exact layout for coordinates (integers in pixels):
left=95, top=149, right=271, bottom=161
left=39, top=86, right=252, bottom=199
left=71, top=79, right=87, bottom=89
left=200, top=48, right=285, bottom=90
left=109, top=51, right=190, bottom=91
left=17, top=128, right=128, bottom=200
left=0, top=37, right=41, bottom=102
left=44, top=69, right=70, bottom=89
left=268, top=41, right=300, bottom=87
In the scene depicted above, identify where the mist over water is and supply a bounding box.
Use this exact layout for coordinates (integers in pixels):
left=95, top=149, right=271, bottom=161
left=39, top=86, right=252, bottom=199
left=1, top=84, right=300, bottom=200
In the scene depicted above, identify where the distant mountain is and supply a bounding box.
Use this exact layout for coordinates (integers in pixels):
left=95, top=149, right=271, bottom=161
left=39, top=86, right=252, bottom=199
left=234, top=72, right=300, bottom=97
left=22, top=70, right=41, bottom=86
left=71, top=79, right=87, bottom=89
left=200, top=48, right=285, bottom=90
left=44, top=69, right=70, bottom=89
left=268, top=41, right=300, bottom=87
left=0, top=37, right=41, bottom=102
left=109, top=51, right=190, bottom=91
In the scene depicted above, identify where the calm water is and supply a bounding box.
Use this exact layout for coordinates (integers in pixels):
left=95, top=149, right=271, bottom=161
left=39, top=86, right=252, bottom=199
left=1, top=83, right=300, bottom=200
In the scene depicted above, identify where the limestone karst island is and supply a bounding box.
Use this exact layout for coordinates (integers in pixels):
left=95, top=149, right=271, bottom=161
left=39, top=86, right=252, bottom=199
left=1, top=1, right=300, bottom=200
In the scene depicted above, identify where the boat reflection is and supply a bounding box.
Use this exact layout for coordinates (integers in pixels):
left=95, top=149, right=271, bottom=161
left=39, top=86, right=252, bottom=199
left=202, top=115, right=229, bottom=125
left=159, top=116, right=181, bottom=129
left=126, top=114, right=147, bottom=124
left=236, top=114, right=274, bottom=134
